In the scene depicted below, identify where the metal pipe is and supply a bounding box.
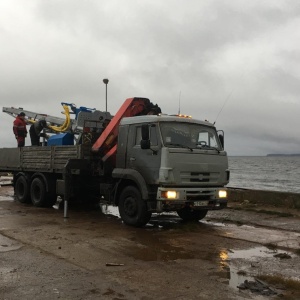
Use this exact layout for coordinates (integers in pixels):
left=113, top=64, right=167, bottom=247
left=64, top=199, right=68, bottom=218
left=103, top=79, right=109, bottom=112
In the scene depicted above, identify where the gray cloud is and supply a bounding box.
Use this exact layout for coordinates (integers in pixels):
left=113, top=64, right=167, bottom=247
left=0, top=0, right=299, bottom=155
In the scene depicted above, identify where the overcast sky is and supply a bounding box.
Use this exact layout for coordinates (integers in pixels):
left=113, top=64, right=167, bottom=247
left=0, top=0, right=299, bottom=155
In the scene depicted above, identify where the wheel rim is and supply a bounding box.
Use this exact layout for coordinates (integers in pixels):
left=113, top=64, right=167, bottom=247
left=124, top=196, right=137, bottom=217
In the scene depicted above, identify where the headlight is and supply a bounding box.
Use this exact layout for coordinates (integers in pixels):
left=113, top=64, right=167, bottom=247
left=161, top=191, right=177, bottom=199
left=218, top=190, right=227, bottom=198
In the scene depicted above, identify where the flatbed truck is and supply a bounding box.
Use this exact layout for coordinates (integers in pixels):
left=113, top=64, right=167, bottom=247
left=0, top=97, right=229, bottom=226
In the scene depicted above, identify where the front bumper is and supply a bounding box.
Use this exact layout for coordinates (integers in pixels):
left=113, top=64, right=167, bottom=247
left=155, top=187, right=227, bottom=213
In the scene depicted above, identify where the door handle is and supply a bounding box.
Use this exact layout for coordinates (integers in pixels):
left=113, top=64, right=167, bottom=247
left=130, top=157, right=136, bottom=161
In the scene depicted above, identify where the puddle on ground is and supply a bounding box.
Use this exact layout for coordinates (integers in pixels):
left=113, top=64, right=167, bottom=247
left=220, top=246, right=295, bottom=290
left=0, top=234, right=22, bottom=252
left=229, top=246, right=293, bottom=259
left=218, top=249, right=252, bottom=289
left=127, top=240, right=195, bottom=261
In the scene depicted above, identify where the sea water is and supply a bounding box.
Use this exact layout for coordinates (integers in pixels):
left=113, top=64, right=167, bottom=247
left=228, top=156, right=300, bottom=193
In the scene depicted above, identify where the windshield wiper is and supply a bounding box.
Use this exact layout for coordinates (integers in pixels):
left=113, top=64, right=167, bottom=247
left=166, top=143, right=193, bottom=152
left=197, top=144, right=220, bottom=153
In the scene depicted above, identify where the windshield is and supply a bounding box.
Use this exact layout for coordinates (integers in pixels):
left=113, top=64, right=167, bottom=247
left=160, top=122, right=221, bottom=150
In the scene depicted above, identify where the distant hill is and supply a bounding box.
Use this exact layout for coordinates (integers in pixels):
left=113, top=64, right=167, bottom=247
left=267, top=154, right=300, bottom=157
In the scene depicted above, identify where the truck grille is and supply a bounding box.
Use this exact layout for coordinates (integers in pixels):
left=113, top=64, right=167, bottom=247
left=186, top=189, right=215, bottom=201
left=180, top=172, right=220, bottom=183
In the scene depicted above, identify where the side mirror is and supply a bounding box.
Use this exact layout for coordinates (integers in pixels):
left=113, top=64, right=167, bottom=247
left=140, top=124, right=158, bottom=154
left=219, top=135, right=224, bottom=148
left=218, top=131, right=224, bottom=149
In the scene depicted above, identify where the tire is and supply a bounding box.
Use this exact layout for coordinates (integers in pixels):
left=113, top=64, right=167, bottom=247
left=15, top=175, right=30, bottom=203
left=118, top=186, right=152, bottom=227
left=177, top=207, right=208, bottom=222
left=30, top=177, right=47, bottom=207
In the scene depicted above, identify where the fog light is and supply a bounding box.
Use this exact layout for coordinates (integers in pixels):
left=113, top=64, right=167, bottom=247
left=218, top=190, right=227, bottom=198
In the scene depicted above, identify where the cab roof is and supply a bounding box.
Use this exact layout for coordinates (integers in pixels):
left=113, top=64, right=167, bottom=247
left=119, top=114, right=215, bottom=127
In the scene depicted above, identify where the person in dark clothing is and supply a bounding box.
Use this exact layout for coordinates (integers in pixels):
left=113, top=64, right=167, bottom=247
left=13, top=112, right=27, bottom=147
left=29, top=120, right=48, bottom=146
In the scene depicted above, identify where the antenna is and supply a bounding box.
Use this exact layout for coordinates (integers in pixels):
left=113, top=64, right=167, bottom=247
left=214, top=89, right=234, bottom=125
left=178, top=91, right=181, bottom=115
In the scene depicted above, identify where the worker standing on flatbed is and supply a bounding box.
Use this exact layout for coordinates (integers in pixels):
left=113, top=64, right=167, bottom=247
left=29, top=120, right=48, bottom=146
left=13, top=112, right=27, bottom=147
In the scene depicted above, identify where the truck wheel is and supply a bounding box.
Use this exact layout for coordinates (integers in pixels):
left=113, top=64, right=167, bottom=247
left=15, top=176, right=30, bottom=203
left=30, top=177, right=47, bottom=207
left=118, top=186, right=152, bottom=227
left=177, top=208, right=208, bottom=221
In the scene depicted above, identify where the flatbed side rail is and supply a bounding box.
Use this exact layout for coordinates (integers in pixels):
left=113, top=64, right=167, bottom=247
left=0, top=145, right=88, bottom=173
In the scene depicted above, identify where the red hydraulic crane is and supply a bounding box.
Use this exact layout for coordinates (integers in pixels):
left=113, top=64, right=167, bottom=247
left=91, top=97, right=161, bottom=163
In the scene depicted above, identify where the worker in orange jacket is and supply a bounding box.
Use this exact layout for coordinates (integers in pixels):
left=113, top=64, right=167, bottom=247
left=13, top=112, right=28, bottom=147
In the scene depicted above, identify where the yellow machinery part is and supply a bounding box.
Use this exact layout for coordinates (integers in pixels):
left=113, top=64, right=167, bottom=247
left=48, top=105, right=71, bottom=132
left=27, top=105, right=71, bottom=133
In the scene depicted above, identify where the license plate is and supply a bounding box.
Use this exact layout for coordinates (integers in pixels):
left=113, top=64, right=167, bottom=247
left=194, top=201, right=209, bottom=207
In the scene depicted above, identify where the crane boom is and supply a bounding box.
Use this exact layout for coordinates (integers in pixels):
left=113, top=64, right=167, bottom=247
left=2, top=105, right=112, bottom=135
left=91, top=97, right=161, bottom=162
left=3, top=107, right=68, bottom=127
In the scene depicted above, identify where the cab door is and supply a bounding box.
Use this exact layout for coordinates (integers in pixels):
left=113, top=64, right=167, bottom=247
left=127, top=124, right=161, bottom=185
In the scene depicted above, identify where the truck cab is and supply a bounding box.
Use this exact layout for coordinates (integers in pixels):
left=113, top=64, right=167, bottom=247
left=112, top=114, right=229, bottom=226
